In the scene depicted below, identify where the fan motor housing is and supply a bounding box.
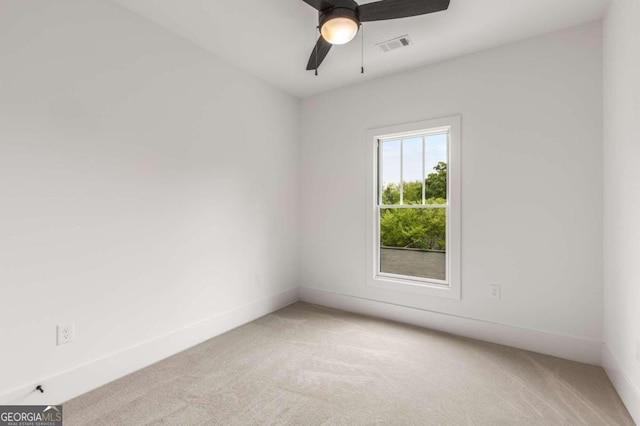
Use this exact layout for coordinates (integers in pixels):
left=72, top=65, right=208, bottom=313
left=319, top=0, right=360, bottom=28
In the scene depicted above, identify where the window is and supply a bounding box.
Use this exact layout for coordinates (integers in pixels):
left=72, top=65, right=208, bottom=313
left=366, top=116, right=460, bottom=299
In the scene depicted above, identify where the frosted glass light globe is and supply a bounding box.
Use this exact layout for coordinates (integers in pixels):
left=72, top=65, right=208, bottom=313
left=321, top=17, right=359, bottom=45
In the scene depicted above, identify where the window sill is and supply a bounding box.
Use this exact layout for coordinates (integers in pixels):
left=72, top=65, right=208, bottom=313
left=368, top=275, right=461, bottom=300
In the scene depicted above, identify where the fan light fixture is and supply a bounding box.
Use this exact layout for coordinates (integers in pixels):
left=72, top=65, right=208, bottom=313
left=320, top=17, right=359, bottom=45
left=303, top=0, right=451, bottom=72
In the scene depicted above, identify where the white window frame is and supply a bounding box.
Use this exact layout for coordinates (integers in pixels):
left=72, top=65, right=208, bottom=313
left=366, top=116, right=461, bottom=300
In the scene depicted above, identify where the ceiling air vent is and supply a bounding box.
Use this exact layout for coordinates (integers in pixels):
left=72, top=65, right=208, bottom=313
left=376, top=35, right=413, bottom=53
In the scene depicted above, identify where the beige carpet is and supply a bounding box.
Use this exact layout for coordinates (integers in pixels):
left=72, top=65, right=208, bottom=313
left=64, top=302, right=634, bottom=425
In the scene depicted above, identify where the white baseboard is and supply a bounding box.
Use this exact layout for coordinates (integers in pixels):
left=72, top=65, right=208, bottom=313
left=0, top=287, right=299, bottom=405
left=299, top=287, right=602, bottom=366
left=603, top=344, right=640, bottom=424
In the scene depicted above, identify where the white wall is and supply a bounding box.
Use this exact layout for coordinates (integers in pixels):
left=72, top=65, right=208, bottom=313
left=0, top=0, right=299, bottom=403
left=299, top=22, right=604, bottom=361
left=603, top=0, right=640, bottom=421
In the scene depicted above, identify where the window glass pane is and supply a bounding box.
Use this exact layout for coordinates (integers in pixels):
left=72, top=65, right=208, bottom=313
left=424, top=133, right=448, bottom=204
left=401, top=137, right=423, bottom=205
left=380, top=140, right=401, bottom=205
left=379, top=207, right=446, bottom=281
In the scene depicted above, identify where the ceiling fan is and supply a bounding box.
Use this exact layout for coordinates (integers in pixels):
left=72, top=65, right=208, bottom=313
left=303, top=0, right=450, bottom=72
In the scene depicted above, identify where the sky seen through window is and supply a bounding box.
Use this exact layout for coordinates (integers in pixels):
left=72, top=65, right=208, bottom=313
left=381, top=133, right=447, bottom=190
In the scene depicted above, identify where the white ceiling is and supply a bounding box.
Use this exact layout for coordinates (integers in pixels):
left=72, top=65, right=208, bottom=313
left=111, top=0, right=609, bottom=98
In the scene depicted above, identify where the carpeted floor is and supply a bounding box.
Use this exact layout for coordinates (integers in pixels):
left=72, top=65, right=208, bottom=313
left=64, top=302, right=634, bottom=425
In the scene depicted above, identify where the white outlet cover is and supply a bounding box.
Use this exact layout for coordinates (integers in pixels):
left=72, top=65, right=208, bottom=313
left=490, top=285, right=501, bottom=299
left=57, top=323, right=74, bottom=345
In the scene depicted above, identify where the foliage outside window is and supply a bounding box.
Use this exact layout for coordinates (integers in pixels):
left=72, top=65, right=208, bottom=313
left=380, top=162, right=447, bottom=251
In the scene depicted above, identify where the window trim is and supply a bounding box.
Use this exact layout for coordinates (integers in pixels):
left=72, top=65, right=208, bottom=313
left=366, top=116, right=461, bottom=300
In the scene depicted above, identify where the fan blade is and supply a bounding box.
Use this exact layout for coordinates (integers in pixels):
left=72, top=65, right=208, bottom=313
left=358, top=0, right=449, bottom=22
left=306, top=37, right=333, bottom=70
left=302, top=0, right=335, bottom=11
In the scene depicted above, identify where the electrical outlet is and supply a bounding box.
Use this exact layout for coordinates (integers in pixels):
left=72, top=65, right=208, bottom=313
left=490, top=285, right=501, bottom=299
left=57, top=323, right=74, bottom=345
left=254, top=274, right=261, bottom=286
